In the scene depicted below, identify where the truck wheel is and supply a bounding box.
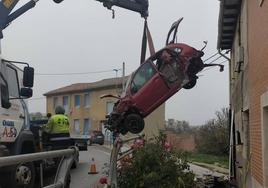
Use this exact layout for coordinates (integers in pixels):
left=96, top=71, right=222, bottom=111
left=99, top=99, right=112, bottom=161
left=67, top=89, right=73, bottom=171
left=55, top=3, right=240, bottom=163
left=124, top=114, right=144, bottom=134
left=2, top=162, right=36, bottom=188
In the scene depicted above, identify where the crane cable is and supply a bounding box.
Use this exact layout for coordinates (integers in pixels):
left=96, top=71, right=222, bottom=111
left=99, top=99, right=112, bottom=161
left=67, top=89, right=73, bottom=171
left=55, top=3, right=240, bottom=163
left=140, top=19, right=155, bottom=64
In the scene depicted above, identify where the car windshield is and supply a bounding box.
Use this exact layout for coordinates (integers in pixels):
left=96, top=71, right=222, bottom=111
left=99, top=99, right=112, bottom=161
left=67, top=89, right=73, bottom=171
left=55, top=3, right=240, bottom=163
left=130, top=61, right=156, bottom=94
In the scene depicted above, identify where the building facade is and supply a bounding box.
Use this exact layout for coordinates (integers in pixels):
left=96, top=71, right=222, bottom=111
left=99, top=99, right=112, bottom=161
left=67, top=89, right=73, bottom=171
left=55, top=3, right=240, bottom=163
left=218, top=0, right=268, bottom=187
left=44, top=77, right=165, bottom=138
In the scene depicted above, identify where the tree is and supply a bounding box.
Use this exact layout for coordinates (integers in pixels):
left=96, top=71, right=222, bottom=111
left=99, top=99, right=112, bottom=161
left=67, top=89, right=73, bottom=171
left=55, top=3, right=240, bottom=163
left=118, top=132, right=195, bottom=188
left=195, top=107, right=229, bottom=155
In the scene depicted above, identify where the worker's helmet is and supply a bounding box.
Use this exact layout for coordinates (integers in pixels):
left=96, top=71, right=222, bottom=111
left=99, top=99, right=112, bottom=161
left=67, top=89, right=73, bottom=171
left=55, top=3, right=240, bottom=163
left=55, top=106, right=65, bottom=114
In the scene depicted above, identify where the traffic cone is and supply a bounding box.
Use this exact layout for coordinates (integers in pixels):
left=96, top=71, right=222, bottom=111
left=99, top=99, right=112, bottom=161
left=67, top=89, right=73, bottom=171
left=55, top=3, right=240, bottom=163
left=88, top=158, right=98, bottom=174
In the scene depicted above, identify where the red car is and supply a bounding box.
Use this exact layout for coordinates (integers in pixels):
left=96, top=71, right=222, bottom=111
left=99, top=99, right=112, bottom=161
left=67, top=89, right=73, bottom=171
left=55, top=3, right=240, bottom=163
left=102, top=18, right=223, bottom=135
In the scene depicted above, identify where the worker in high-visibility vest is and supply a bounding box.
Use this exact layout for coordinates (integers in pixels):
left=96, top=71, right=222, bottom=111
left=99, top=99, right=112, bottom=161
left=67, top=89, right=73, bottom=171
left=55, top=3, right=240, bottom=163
left=44, top=106, right=70, bottom=134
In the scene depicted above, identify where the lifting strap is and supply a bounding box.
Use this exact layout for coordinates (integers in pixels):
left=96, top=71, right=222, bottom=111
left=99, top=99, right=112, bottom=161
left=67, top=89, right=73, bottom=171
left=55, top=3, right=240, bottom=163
left=140, top=19, right=155, bottom=64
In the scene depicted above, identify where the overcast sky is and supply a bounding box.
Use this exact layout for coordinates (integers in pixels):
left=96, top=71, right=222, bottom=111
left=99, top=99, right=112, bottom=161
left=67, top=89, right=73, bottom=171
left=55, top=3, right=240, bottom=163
left=1, top=0, right=229, bottom=126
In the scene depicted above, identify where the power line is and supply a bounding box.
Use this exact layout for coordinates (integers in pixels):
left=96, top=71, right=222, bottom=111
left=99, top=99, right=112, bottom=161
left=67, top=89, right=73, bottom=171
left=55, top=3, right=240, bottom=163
left=200, top=60, right=228, bottom=73
left=28, top=97, right=46, bottom=100
left=35, top=69, right=121, bottom=76
left=203, top=50, right=230, bottom=63
left=206, top=55, right=223, bottom=65
left=203, top=52, right=219, bottom=63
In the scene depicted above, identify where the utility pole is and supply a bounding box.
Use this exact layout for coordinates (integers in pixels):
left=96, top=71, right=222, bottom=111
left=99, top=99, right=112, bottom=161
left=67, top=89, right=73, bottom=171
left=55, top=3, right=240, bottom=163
left=122, top=62, right=125, bottom=91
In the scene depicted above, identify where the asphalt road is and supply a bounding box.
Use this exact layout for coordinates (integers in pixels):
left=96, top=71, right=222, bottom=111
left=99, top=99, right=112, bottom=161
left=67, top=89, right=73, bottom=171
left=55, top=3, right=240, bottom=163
left=70, top=145, right=110, bottom=188
left=32, top=145, right=110, bottom=188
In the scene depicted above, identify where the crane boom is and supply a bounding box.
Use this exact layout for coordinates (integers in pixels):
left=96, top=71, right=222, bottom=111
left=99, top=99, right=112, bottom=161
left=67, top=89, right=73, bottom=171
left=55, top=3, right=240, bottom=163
left=0, top=0, right=149, bottom=39
left=0, top=0, right=37, bottom=38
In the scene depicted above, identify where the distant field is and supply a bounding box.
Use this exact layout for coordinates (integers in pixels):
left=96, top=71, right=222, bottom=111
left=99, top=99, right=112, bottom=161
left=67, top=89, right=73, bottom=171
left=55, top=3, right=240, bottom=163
left=187, top=152, right=229, bottom=169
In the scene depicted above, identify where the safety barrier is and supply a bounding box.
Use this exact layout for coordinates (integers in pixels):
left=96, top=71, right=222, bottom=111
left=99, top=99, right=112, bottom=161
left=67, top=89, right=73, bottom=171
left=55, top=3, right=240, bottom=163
left=0, top=147, right=78, bottom=188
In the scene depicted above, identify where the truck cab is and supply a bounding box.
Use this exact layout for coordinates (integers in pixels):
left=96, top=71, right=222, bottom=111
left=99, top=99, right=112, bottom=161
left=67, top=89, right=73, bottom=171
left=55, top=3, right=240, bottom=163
left=0, top=58, right=34, bottom=155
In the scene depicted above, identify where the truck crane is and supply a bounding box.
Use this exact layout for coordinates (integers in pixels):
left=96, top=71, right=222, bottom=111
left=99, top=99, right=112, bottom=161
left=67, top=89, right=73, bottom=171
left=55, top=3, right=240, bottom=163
left=0, top=0, right=149, bottom=187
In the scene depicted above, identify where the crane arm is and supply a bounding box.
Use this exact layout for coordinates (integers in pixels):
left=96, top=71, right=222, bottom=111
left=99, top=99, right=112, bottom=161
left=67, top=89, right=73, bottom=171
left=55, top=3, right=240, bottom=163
left=96, top=0, right=148, bottom=18
left=0, top=0, right=149, bottom=39
left=0, top=0, right=38, bottom=38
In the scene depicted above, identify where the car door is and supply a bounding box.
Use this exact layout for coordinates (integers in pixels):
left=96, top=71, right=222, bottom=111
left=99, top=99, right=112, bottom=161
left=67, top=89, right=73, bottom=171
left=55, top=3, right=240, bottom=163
left=129, top=60, right=169, bottom=116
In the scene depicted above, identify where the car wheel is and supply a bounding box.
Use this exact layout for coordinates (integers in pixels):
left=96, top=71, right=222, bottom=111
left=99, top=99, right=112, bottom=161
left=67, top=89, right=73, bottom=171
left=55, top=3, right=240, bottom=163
left=124, top=114, right=144, bottom=134
left=120, top=128, right=128, bottom=135
left=183, top=78, right=197, bottom=89
left=88, top=140, right=92, bottom=146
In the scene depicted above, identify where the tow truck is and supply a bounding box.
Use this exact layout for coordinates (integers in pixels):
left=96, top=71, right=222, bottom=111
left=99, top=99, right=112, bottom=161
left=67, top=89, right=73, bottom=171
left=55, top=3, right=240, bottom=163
left=0, top=0, right=149, bottom=187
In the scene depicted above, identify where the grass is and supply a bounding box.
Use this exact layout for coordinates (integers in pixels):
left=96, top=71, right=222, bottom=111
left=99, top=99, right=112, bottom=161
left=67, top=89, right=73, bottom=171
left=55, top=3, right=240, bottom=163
left=187, top=152, right=229, bottom=169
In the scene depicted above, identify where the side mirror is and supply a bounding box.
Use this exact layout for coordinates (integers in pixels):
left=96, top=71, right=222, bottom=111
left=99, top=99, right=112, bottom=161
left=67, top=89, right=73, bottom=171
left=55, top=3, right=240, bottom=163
left=23, top=67, right=34, bottom=88
left=1, top=84, right=11, bottom=109
left=20, top=88, right=33, bottom=98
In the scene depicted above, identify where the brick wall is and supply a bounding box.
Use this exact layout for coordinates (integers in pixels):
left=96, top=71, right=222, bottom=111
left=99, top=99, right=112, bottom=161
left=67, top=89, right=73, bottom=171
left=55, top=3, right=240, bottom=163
left=165, top=131, right=196, bottom=152
left=248, top=0, right=268, bottom=184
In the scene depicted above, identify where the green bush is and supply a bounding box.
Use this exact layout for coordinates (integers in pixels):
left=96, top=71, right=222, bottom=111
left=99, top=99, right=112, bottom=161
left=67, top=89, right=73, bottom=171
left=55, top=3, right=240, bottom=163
left=118, top=132, right=195, bottom=188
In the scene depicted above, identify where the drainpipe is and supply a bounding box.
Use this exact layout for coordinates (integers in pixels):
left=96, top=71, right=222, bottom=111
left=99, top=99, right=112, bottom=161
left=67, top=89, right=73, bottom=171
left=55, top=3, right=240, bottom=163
left=122, top=62, right=125, bottom=91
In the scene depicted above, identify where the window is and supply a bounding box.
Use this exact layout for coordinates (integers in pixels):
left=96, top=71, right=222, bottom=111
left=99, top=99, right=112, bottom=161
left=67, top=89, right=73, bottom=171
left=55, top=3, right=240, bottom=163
left=106, top=102, right=114, bottom=115
left=0, top=72, right=10, bottom=108
left=83, top=118, right=90, bottom=135
left=6, top=65, right=19, bottom=97
left=74, top=95, right=80, bottom=107
left=74, top=119, right=80, bottom=133
left=131, top=61, right=156, bottom=93
left=84, top=94, right=90, bottom=107
left=53, top=97, right=59, bottom=109
left=63, top=96, right=68, bottom=111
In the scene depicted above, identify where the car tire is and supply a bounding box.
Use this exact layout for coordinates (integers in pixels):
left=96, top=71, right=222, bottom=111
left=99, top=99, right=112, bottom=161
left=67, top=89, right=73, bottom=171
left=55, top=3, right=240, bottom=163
left=1, top=162, right=36, bottom=188
left=183, top=78, right=197, bottom=89
left=120, top=128, right=128, bottom=135
left=124, top=114, right=144, bottom=134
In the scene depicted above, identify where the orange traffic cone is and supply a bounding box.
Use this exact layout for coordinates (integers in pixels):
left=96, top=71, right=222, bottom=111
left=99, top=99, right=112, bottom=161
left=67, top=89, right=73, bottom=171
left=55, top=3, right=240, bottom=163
left=88, top=158, right=98, bottom=174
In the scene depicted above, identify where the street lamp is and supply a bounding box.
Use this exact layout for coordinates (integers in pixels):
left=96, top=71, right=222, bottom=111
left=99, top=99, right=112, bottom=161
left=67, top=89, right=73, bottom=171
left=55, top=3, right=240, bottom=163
left=113, top=69, right=119, bottom=78
left=113, top=68, right=121, bottom=94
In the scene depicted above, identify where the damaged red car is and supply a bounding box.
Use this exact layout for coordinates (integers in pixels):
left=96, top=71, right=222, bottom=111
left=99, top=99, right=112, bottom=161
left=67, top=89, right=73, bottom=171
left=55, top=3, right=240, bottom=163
left=102, top=18, right=224, bottom=135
